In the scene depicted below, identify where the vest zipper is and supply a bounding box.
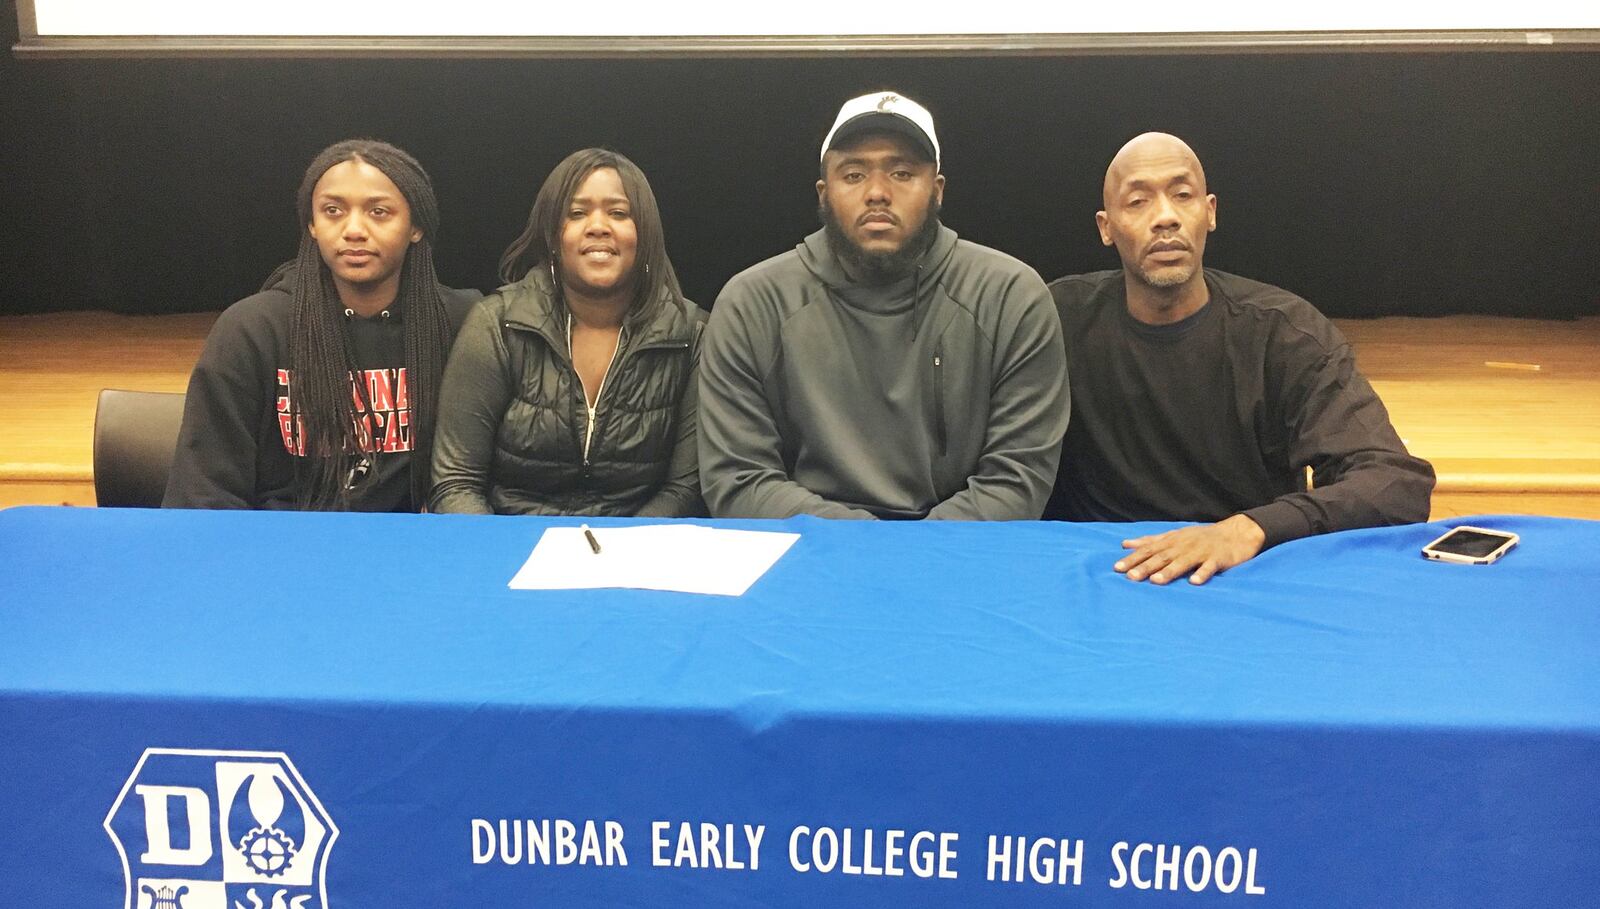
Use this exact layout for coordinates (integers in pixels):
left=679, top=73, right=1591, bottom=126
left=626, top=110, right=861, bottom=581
left=583, top=336, right=690, bottom=465
left=569, top=315, right=627, bottom=468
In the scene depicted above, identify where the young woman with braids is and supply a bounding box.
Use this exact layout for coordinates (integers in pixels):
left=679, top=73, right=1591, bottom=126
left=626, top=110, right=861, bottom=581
left=429, top=148, right=703, bottom=515
left=164, top=139, right=481, bottom=510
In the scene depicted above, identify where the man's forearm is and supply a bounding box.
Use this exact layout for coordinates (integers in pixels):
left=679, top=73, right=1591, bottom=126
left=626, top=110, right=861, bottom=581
left=703, top=465, right=875, bottom=519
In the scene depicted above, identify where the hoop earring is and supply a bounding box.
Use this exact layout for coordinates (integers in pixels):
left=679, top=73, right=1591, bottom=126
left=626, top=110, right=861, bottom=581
left=644, top=261, right=650, bottom=276
left=549, top=260, right=558, bottom=287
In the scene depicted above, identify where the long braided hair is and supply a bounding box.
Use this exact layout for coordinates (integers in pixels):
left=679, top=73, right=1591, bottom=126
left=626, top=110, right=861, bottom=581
left=284, top=139, right=453, bottom=510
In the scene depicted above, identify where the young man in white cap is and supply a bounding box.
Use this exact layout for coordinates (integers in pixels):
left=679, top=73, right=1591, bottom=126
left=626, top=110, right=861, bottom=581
left=698, top=91, right=1069, bottom=519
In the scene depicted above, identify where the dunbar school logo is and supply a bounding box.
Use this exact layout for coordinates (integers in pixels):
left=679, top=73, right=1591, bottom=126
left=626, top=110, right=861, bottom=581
left=104, top=749, right=338, bottom=909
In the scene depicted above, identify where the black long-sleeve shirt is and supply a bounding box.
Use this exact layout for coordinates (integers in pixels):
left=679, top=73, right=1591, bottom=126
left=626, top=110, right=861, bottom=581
left=1044, top=268, right=1434, bottom=547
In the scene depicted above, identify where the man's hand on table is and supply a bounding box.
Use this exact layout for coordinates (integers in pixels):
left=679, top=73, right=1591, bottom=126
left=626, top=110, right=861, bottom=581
left=1114, top=514, right=1267, bottom=586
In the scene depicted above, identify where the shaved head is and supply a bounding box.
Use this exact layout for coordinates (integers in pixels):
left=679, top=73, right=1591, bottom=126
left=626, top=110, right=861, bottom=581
left=1094, top=132, right=1218, bottom=320
left=1102, top=132, right=1207, bottom=209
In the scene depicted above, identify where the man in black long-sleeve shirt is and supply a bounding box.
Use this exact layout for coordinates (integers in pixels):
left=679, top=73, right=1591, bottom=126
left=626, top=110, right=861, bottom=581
left=1045, top=132, right=1435, bottom=585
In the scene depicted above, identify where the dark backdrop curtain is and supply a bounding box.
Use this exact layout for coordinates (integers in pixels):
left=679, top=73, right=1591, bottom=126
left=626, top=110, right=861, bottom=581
left=3, top=12, right=1596, bottom=318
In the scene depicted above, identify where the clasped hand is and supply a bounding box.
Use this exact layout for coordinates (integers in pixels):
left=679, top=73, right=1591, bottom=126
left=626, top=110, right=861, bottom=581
left=1114, top=514, right=1266, bottom=586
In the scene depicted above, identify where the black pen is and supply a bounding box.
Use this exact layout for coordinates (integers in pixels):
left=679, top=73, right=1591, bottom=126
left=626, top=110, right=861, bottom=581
left=581, top=524, right=602, bottom=555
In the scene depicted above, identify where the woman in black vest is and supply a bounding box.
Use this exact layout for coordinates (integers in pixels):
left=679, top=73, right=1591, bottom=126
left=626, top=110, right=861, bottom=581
left=429, top=148, right=702, bottom=516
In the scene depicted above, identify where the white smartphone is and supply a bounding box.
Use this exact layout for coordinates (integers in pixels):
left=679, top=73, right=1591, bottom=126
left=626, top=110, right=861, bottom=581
left=1421, top=526, right=1520, bottom=565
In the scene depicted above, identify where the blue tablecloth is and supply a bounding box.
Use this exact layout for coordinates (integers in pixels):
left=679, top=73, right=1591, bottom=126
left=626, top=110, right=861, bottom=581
left=1, top=506, right=1595, bottom=908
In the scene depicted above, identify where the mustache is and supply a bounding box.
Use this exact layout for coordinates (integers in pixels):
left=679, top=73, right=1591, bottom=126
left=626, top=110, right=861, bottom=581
left=819, top=193, right=943, bottom=283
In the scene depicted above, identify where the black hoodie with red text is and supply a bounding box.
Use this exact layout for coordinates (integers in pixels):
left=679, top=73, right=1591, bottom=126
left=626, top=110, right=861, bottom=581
left=163, top=266, right=479, bottom=511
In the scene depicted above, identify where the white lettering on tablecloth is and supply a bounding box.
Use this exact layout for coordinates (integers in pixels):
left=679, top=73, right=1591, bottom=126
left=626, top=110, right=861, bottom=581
left=787, top=826, right=959, bottom=879
left=650, top=821, right=766, bottom=870
left=470, top=818, right=627, bottom=866
left=464, top=818, right=1271, bottom=897
left=986, top=835, right=1085, bottom=885
left=1109, top=842, right=1266, bottom=895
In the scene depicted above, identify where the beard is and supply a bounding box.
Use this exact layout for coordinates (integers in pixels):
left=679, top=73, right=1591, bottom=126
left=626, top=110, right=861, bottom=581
left=819, top=192, right=942, bottom=285
left=1131, top=261, right=1198, bottom=290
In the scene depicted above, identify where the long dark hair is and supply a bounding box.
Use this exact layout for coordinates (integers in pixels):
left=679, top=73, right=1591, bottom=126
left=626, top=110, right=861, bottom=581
left=498, top=148, right=684, bottom=326
left=284, top=138, right=453, bottom=510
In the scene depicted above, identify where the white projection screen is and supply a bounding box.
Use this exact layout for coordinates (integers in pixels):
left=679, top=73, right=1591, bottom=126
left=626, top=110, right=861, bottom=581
left=13, top=0, right=1600, bottom=56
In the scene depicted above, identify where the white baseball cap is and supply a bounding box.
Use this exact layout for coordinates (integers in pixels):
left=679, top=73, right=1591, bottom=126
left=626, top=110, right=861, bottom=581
left=820, top=91, right=940, bottom=171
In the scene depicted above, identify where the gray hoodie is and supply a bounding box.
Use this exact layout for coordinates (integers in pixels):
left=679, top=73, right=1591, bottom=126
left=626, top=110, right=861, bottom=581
left=699, top=225, right=1069, bottom=520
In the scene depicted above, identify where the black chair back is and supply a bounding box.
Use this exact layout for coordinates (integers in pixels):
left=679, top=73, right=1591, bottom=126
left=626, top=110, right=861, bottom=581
left=93, top=389, right=186, bottom=508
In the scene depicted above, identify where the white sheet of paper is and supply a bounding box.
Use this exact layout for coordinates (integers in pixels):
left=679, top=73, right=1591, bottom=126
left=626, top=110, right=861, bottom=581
left=508, top=524, right=801, bottom=596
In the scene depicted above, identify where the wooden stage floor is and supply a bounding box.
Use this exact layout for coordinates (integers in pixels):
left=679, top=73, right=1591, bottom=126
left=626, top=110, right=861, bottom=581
left=2, top=311, right=1597, bottom=519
